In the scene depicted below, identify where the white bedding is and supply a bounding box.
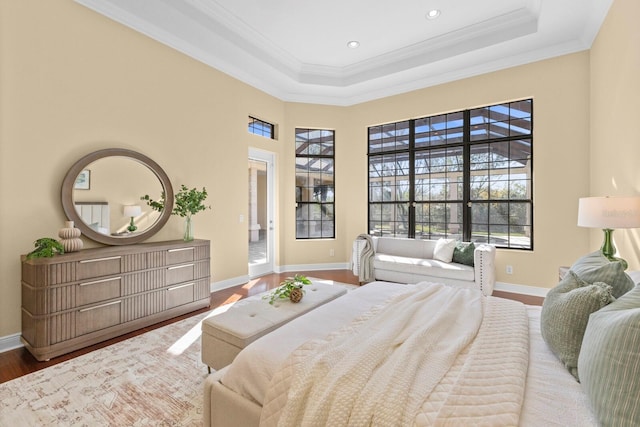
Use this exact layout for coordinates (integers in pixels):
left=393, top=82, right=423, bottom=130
left=219, top=281, right=598, bottom=426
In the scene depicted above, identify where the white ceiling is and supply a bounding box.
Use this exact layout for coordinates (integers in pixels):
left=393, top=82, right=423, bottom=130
left=75, top=0, right=613, bottom=106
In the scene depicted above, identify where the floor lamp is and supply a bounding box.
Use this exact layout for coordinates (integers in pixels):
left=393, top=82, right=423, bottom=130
left=577, top=196, right=640, bottom=269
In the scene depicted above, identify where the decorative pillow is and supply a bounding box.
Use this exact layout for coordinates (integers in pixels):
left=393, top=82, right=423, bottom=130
left=540, top=270, right=614, bottom=380
left=433, top=238, right=456, bottom=263
left=570, top=251, right=634, bottom=298
left=452, top=242, right=475, bottom=266
left=578, top=285, right=640, bottom=426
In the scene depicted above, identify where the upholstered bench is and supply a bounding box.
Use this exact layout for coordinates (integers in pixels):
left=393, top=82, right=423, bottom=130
left=201, top=280, right=348, bottom=371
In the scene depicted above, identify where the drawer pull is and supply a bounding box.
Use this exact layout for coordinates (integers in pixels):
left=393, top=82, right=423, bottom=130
left=168, top=247, right=194, bottom=253
left=79, top=256, right=122, bottom=264
left=168, top=263, right=194, bottom=270
left=79, top=300, right=122, bottom=313
left=167, top=282, right=194, bottom=292
left=79, top=276, right=121, bottom=287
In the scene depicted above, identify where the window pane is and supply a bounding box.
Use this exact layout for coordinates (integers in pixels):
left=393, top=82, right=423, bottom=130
left=368, top=99, right=533, bottom=249
left=296, top=128, right=335, bottom=239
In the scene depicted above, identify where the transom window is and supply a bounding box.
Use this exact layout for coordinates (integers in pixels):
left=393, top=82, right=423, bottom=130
left=248, top=116, right=275, bottom=139
left=295, top=128, right=335, bottom=239
left=368, top=99, right=533, bottom=249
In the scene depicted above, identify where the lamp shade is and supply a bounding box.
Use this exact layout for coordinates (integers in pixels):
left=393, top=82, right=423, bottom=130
left=123, top=205, right=142, bottom=218
left=578, top=196, right=640, bottom=229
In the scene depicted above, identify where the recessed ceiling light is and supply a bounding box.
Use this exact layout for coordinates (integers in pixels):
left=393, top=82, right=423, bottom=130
left=347, top=40, right=360, bottom=49
left=426, top=9, right=441, bottom=20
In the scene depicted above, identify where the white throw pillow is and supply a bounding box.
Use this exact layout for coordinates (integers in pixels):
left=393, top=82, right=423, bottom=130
left=433, top=238, right=456, bottom=263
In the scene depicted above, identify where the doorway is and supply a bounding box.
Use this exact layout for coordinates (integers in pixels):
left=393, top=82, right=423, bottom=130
left=248, top=149, right=275, bottom=277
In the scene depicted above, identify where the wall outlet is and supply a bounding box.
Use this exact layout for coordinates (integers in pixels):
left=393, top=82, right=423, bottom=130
left=506, top=265, right=513, bottom=275
left=329, top=249, right=335, bottom=257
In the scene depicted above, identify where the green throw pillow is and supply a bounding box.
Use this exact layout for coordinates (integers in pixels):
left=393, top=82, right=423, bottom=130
left=540, top=270, right=614, bottom=380
left=452, top=242, right=475, bottom=266
left=578, top=285, right=640, bottom=426
left=570, top=251, right=634, bottom=298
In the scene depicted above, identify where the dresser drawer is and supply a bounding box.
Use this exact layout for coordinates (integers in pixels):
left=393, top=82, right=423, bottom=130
left=76, top=300, right=122, bottom=336
left=166, top=263, right=195, bottom=285
left=76, top=256, right=122, bottom=280
left=76, top=276, right=122, bottom=306
left=166, top=246, right=195, bottom=265
left=166, top=282, right=195, bottom=309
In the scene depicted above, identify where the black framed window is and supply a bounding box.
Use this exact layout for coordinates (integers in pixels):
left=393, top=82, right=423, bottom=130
left=295, top=128, right=335, bottom=239
left=248, top=116, right=275, bottom=139
left=368, top=99, right=533, bottom=249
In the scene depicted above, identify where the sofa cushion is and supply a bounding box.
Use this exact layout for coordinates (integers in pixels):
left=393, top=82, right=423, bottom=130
left=375, top=237, right=435, bottom=259
left=570, top=251, right=634, bottom=298
left=373, top=254, right=475, bottom=282
left=452, top=242, right=475, bottom=266
left=540, top=270, right=614, bottom=380
left=433, top=238, right=456, bottom=262
left=578, top=285, right=640, bottom=427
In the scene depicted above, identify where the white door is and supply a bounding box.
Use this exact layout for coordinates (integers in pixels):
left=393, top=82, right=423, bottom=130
left=248, top=149, right=275, bottom=277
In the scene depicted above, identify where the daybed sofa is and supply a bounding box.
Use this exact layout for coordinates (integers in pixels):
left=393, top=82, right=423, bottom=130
left=352, top=235, right=496, bottom=296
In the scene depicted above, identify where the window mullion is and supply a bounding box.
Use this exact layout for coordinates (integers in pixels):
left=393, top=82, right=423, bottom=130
left=408, top=119, right=416, bottom=238
left=462, top=110, right=471, bottom=242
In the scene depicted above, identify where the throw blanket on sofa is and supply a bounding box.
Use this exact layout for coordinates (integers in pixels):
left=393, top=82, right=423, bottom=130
left=259, top=284, right=529, bottom=427
left=351, top=233, right=375, bottom=282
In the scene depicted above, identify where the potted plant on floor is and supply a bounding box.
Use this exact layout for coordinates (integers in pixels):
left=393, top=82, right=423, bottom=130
left=141, top=184, right=211, bottom=241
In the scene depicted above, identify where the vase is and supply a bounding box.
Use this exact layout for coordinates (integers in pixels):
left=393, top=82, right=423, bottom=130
left=58, top=220, right=83, bottom=252
left=184, top=216, right=194, bottom=241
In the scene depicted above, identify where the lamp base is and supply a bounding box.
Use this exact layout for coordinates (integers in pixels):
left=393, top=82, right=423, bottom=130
left=127, top=217, right=137, bottom=233
left=601, top=228, right=628, bottom=269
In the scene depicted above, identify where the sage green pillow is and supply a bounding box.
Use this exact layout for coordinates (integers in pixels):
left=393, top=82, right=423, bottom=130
left=570, top=251, right=634, bottom=298
left=540, top=270, right=614, bottom=380
left=452, top=242, right=475, bottom=266
left=578, top=285, right=640, bottom=426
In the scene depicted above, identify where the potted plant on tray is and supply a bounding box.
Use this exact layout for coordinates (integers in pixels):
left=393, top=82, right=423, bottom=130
left=142, top=184, right=211, bottom=241
left=265, top=274, right=312, bottom=304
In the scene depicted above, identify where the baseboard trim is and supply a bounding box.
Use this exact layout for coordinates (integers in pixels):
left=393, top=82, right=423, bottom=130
left=494, top=281, right=549, bottom=297
left=278, top=262, right=351, bottom=273
left=210, top=275, right=251, bottom=292
left=0, top=333, right=23, bottom=354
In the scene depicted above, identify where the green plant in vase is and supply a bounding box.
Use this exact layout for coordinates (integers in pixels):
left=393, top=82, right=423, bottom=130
left=141, top=184, right=211, bottom=241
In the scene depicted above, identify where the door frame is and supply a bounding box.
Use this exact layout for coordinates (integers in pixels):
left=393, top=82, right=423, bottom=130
left=248, top=148, right=276, bottom=278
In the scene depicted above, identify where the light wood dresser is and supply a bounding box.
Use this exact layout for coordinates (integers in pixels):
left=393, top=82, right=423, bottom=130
left=21, top=239, right=210, bottom=361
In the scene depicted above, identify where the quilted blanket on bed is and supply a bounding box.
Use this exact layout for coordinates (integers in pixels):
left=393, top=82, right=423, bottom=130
left=259, top=283, right=529, bottom=427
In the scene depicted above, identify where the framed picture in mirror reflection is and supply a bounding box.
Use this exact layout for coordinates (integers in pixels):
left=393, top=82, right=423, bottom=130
left=74, top=169, right=90, bottom=190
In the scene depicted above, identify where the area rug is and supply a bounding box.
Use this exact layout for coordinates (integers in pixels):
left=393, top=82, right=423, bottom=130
left=0, top=278, right=356, bottom=426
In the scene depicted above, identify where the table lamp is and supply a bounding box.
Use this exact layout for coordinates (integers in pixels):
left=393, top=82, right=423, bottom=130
left=124, top=205, right=142, bottom=232
left=577, top=196, right=640, bottom=269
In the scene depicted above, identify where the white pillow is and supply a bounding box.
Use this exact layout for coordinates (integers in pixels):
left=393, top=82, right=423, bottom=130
left=433, top=238, right=456, bottom=263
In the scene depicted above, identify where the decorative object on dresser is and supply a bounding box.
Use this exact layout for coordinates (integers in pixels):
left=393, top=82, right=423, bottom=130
left=577, top=196, right=640, bottom=269
left=26, top=238, right=65, bottom=260
left=58, top=220, right=83, bottom=252
left=142, top=184, right=211, bottom=242
left=61, top=148, right=175, bottom=245
left=21, top=239, right=211, bottom=361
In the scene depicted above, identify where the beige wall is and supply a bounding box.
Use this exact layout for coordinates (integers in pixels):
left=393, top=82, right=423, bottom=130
left=589, top=0, right=640, bottom=269
left=0, top=0, right=630, bottom=339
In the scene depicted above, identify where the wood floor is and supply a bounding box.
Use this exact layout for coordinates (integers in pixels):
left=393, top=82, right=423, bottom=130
left=0, top=270, right=542, bottom=384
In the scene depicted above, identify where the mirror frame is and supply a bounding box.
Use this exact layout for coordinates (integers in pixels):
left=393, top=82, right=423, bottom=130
left=61, top=148, right=174, bottom=245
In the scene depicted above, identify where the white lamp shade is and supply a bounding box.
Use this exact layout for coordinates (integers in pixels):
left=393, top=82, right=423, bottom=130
left=578, top=196, right=640, bottom=229
left=123, top=205, right=142, bottom=217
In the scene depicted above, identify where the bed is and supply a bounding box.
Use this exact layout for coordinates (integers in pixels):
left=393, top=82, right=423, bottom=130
left=204, top=281, right=599, bottom=426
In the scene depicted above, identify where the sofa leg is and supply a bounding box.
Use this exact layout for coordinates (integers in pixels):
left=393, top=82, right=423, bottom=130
left=207, top=366, right=211, bottom=374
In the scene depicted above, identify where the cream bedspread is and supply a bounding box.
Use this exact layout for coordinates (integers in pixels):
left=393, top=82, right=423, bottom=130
left=257, top=283, right=529, bottom=427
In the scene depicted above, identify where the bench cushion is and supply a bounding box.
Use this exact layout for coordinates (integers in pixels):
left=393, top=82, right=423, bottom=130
left=201, top=281, right=348, bottom=370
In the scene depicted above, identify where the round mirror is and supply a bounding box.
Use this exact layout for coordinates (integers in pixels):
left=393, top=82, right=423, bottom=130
left=61, top=148, right=174, bottom=245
